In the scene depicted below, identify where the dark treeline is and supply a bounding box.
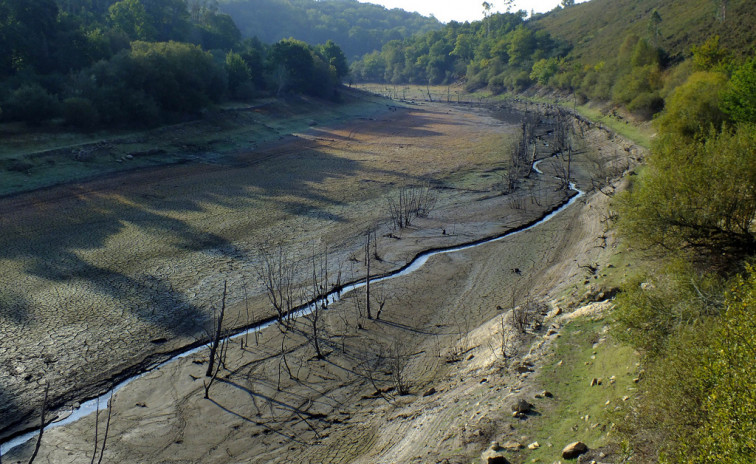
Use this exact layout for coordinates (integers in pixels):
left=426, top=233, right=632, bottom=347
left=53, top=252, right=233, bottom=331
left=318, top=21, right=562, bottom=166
left=218, top=0, right=441, bottom=61
left=0, top=0, right=349, bottom=129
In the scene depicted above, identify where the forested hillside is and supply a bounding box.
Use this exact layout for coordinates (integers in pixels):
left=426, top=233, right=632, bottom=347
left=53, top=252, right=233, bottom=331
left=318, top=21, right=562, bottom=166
left=0, top=0, right=351, bottom=129
left=218, top=0, right=441, bottom=60
left=351, top=0, right=754, bottom=118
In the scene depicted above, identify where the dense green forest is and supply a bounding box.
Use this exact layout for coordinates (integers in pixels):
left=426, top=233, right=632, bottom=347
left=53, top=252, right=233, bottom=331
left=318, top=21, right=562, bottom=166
left=0, top=0, right=351, bottom=128
left=217, top=0, right=441, bottom=60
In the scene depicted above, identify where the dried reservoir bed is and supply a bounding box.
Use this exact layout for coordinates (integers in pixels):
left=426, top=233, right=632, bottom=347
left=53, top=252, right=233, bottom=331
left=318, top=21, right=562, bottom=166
left=0, top=93, right=639, bottom=464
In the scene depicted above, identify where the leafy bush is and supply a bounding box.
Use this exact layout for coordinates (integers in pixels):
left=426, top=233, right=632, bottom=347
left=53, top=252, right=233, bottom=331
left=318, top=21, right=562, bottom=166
left=613, top=263, right=722, bottom=355
left=655, top=71, right=728, bottom=139
left=721, top=55, right=756, bottom=123
left=617, top=123, right=756, bottom=266
left=616, top=265, right=756, bottom=463
left=627, top=91, right=664, bottom=118
left=62, top=97, right=99, bottom=130
left=3, top=84, right=59, bottom=125
left=692, top=267, right=756, bottom=463
left=530, top=57, right=559, bottom=85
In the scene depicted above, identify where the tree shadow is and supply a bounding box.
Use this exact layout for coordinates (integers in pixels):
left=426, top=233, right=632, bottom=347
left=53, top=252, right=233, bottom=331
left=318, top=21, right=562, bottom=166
left=0, top=385, right=26, bottom=446
left=0, top=129, right=441, bottom=437
left=0, top=289, right=31, bottom=325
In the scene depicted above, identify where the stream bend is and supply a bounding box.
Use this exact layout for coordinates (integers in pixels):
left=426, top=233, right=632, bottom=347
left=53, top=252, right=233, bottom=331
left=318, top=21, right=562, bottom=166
left=0, top=155, right=583, bottom=456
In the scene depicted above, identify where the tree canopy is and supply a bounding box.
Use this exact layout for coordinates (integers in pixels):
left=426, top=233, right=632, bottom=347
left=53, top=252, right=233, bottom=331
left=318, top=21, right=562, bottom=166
left=0, top=0, right=351, bottom=128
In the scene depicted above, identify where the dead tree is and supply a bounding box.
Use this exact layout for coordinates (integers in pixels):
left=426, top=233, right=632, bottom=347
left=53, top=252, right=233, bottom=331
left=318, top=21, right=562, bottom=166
left=204, top=281, right=230, bottom=398
left=304, top=243, right=329, bottom=359
left=552, top=146, right=573, bottom=190
left=256, top=246, right=299, bottom=386
left=374, top=284, right=389, bottom=320
left=90, top=392, right=114, bottom=464
left=206, top=281, right=228, bottom=377
left=390, top=341, right=410, bottom=395
left=256, top=246, right=298, bottom=327
left=386, top=184, right=437, bottom=230
left=364, top=231, right=372, bottom=320
left=27, top=382, right=48, bottom=464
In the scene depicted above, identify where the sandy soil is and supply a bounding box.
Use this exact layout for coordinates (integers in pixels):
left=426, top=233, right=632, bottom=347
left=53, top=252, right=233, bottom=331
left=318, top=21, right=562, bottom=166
left=0, top=95, right=641, bottom=463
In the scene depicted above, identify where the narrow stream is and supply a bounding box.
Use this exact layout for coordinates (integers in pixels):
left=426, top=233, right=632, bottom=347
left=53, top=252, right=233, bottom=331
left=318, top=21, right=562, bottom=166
left=1, top=157, right=584, bottom=456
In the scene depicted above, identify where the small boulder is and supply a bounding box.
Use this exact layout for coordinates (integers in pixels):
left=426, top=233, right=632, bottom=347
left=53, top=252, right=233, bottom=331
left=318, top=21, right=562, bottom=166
left=481, top=442, right=510, bottom=464
left=502, top=441, right=522, bottom=451
left=511, top=399, right=534, bottom=414
left=527, top=441, right=540, bottom=450
left=562, top=441, right=588, bottom=459
left=423, top=387, right=436, bottom=397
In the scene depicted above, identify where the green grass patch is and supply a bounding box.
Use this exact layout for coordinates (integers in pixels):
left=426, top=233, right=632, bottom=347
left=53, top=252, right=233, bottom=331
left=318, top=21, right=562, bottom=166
left=574, top=104, right=653, bottom=149
left=521, top=314, right=639, bottom=463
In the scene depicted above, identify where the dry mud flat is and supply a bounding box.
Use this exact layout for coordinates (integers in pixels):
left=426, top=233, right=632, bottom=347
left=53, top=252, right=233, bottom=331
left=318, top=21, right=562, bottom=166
left=1, top=97, right=639, bottom=462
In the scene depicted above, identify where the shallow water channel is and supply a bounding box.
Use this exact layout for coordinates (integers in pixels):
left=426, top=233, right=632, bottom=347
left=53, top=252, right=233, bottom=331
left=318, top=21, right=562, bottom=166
left=1, top=158, right=583, bottom=456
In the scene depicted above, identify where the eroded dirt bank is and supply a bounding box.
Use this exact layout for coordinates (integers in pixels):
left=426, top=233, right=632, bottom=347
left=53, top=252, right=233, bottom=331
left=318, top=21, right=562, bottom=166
left=1, top=96, right=642, bottom=463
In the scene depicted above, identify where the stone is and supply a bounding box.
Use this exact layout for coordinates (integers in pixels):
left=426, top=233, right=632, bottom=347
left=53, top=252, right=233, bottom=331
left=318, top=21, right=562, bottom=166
left=502, top=441, right=522, bottom=451
left=423, top=387, right=436, bottom=397
left=528, top=441, right=540, bottom=450
left=481, top=441, right=510, bottom=464
left=561, top=441, right=588, bottom=459
left=511, top=399, right=534, bottom=414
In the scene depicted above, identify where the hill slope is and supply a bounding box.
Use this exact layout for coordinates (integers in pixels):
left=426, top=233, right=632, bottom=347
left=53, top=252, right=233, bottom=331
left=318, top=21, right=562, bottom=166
left=532, top=0, right=756, bottom=63
left=218, top=0, right=442, bottom=59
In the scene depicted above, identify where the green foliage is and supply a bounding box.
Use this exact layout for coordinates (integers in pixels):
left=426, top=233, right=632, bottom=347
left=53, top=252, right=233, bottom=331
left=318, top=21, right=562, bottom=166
left=530, top=57, right=559, bottom=84
left=721, top=55, right=756, bottom=123
left=225, top=50, right=251, bottom=97
left=617, top=123, right=756, bottom=264
left=655, top=71, right=728, bottom=138
left=128, top=40, right=225, bottom=112
left=193, top=12, right=241, bottom=50
left=533, top=0, right=756, bottom=68
left=507, top=24, right=536, bottom=65
left=0, top=0, right=59, bottom=75
left=351, top=12, right=567, bottom=89
left=613, top=263, right=723, bottom=355
left=691, top=35, right=728, bottom=71
left=218, top=0, right=441, bottom=61
left=693, top=266, right=756, bottom=463
left=109, top=0, right=155, bottom=41
left=630, top=38, right=660, bottom=67
left=268, top=38, right=316, bottom=95
left=2, top=83, right=59, bottom=125
left=319, top=40, right=349, bottom=79
left=615, top=265, right=756, bottom=462
left=62, top=97, right=99, bottom=130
